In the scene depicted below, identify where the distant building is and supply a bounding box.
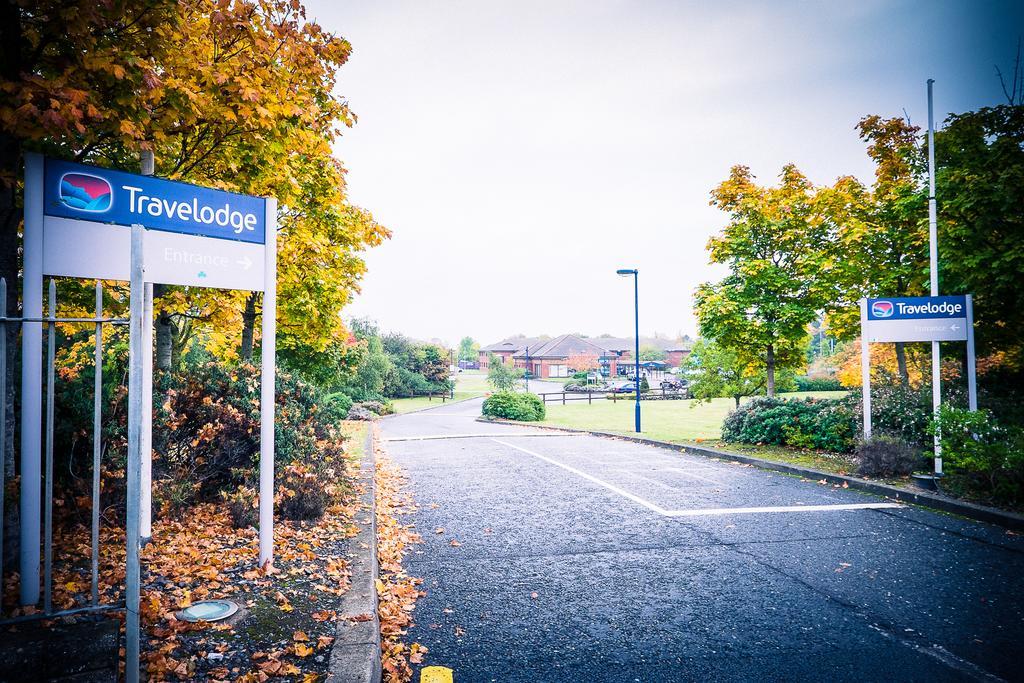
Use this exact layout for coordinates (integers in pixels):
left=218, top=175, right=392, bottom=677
left=479, top=333, right=691, bottom=379
left=478, top=337, right=545, bottom=369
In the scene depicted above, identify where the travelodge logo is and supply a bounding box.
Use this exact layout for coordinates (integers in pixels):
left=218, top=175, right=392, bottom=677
left=871, top=300, right=894, bottom=318
left=58, top=172, right=112, bottom=213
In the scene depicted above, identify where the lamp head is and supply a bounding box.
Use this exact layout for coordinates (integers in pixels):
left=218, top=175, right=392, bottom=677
left=616, top=269, right=636, bottom=276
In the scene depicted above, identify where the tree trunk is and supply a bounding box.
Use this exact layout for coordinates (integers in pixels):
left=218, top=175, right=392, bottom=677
left=153, top=285, right=174, bottom=371
left=171, top=317, right=191, bottom=368
left=239, top=292, right=258, bottom=361
left=894, top=342, right=909, bottom=387
left=734, top=395, right=741, bottom=408
left=766, top=344, right=776, bottom=397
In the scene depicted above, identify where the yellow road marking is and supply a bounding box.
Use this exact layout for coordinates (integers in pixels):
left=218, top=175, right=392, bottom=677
left=420, top=666, right=454, bottom=683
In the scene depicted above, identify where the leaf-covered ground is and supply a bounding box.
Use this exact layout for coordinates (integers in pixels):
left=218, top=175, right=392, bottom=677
left=3, top=421, right=372, bottom=682
left=373, top=426, right=427, bottom=682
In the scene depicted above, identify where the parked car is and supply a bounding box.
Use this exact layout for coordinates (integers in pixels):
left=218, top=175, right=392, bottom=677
left=611, top=381, right=637, bottom=394
left=660, top=377, right=685, bottom=390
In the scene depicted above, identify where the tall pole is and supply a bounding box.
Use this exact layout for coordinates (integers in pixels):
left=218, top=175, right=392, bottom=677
left=140, top=149, right=154, bottom=541
left=125, top=225, right=145, bottom=683
left=860, top=299, right=871, bottom=440
left=633, top=272, right=641, bottom=433
left=927, top=79, right=942, bottom=475
left=258, top=198, right=277, bottom=568
left=20, top=153, right=44, bottom=605
left=524, top=346, right=530, bottom=392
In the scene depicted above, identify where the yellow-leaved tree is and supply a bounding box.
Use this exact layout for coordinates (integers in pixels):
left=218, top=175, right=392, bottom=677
left=1, top=0, right=388, bottom=377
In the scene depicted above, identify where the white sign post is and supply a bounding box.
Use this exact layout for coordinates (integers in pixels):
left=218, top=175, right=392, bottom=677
left=20, top=154, right=277, bottom=682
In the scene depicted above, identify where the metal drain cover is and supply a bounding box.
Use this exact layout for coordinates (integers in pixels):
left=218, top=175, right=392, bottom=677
left=176, top=599, right=239, bottom=623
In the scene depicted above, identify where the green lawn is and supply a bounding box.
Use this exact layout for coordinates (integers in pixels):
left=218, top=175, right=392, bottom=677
left=390, top=370, right=491, bottom=414
left=538, top=391, right=849, bottom=442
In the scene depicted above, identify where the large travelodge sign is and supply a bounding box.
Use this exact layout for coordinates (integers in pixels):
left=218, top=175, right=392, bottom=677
left=43, top=158, right=266, bottom=245
left=867, top=295, right=966, bottom=321
left=864, top=295, right=968, bottom=342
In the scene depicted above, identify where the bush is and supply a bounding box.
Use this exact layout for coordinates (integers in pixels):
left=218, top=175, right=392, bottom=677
left=326, top=391, right=354, bottom=415
left=277, top=463, right=343, bottom=521
left=153, top=361, right=350, bottom=511
left=722, top=396, right=856, bottom=453
left=572, top=371, right=588, bottom=380
left=358, top=401, right=393, bottom=417
left=930, top=406, right=1024, bottom=505
left=850, top=381, right=934, bottom=449
left=795, top=375, right=844, bottom=392
left=347, top=405, right=375, bottom=421
left=855, top=436, right=923, bottom=478
left=222, top=485, right=258, bottom=529
left=481, top=392, right=546, bottom=421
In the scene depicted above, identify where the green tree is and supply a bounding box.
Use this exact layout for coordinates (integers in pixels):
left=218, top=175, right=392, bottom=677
left=696, top=165, right=830, bottom=396
left=934, top=103, right=1024, bottom=362
left=820, top=115, right=929, bottom=384
left=686, top=338, right=766, bottom=408
left=458, top=336, right=479, bottom=362
left=417, top=346, right=451, bottom=385
left=354, top=336, right=395, bottom=399
left=487, top=354, right=523, bottom=392
left=638, top=344, right=667, bottom=362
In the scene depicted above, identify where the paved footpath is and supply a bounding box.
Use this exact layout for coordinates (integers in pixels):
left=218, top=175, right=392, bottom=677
left=381, top=398, right=1024, bottom=683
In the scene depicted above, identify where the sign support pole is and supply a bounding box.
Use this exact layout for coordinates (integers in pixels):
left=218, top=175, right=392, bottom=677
left=20, top=153, right=44, bottom=605
left=965, top=294, right=977, bottom=411
left=140, top=284, right=153, bottom=541
left=258, top=198, right=277, bottom=568
left=140, top=151, right=154, bottom=541
left=125, top=225, right=145, bottom=683
left=927, top=79, right=942, bottom=475
left=860, top=299, right=871, bottom=440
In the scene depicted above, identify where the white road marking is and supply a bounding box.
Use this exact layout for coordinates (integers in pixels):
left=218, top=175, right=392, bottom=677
left=663, top=503, right=902, bottom=516
left=492, top=438, right=672, bottom=515
left=492, top=438, right=901, bottom=517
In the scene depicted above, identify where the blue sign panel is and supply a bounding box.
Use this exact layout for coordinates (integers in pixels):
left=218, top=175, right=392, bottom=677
left=867, top=295, right=967, bottom=321
left=43, top=157, right=266, bottom=244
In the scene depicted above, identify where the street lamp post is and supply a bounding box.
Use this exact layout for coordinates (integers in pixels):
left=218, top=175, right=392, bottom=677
left=616, top=268, right=641, bottom=433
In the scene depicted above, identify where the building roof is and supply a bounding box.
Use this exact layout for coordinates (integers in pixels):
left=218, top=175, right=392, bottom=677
left=479, top=336, right=546, bottom=354
left=483, top=334, right=691, bottom=358
left=513, top=334, right=610, bottom=360
left=589, top=337, right=690, bottom=353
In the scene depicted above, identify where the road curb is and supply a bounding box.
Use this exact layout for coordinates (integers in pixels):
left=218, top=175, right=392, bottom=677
left=477, top=417, right=1024, bottom=531
left=327, top=427, right=382, bottom=683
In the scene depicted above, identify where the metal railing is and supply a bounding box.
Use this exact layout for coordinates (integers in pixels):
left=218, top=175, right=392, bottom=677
left=1, top=277, right=128, bottom=624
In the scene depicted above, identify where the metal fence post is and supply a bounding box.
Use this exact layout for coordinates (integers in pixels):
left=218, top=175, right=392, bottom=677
left=92, top=281, right=103, bottom=605
left=0, top=278, right=5, bottom=582
left=141, top=282, right=153, bottom=541
left=43, top=279, right=55, bottom=613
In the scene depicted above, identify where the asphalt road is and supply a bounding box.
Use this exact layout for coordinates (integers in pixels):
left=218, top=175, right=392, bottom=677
left=380, top=398, right=1024, bottom=682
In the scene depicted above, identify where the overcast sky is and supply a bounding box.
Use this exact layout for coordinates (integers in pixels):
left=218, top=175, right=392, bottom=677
left=305, top=0, right=1022, bottom=347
